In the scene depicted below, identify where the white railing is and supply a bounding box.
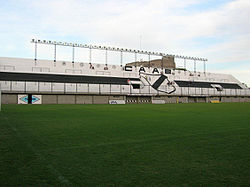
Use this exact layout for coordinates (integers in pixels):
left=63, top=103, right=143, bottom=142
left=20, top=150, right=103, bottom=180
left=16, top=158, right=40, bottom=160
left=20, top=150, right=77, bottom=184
left=1, top=81, right=250, bottom=96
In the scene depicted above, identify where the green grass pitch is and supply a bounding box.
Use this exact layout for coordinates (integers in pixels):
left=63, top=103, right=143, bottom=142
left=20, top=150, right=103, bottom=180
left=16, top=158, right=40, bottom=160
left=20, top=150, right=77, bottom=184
left=0, top=103, right=249, bottom=186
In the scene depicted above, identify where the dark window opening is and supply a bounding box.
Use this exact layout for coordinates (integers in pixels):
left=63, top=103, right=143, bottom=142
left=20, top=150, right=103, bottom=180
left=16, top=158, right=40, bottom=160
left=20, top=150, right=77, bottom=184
left=165, top=69, right=171, bottom=74
left=132, top=84, right=140, bottom=89
left=214, top=86, right=223, bottom=91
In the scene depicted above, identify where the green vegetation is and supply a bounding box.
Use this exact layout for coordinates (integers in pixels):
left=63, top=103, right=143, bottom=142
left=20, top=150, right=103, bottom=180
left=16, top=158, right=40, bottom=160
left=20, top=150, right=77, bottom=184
left=0, top=103, right=249, bottom=186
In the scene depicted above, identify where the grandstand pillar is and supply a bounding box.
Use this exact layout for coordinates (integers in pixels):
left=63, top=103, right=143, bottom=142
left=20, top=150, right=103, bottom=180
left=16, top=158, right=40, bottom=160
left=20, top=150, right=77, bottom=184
left=10, top=81, right=12, bottom=92
left=184, top=58, right=186, bottom=75
left=23, top=81, right=26, bottom=92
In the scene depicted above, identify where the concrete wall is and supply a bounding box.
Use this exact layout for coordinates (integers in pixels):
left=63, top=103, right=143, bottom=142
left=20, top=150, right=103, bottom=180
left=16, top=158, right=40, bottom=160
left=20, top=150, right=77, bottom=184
left=246, top=97, right=250, bottom=102
left=230, top=97, right=240, bottom=103
left=76, top=95, right=93, bottom=104
left=109, top=95, right=125, bottom=100
left=2, top=93, right=250, bottom=104
left=197, top=97, right=206, bottom=103
left=93, top=96, right=109, bottom=104
left=188, top=97, right=196, bottom=103
left=178, top=97, right=188, bottom=103
left=42, top=95, right=57, bottom=104
left=58, top=95, right=76, bottom=104
left=221, top=97, right=230, bottom=102
left=2, top=94, right=17, bottom=104
left=165, top=96, right=177, bottom=103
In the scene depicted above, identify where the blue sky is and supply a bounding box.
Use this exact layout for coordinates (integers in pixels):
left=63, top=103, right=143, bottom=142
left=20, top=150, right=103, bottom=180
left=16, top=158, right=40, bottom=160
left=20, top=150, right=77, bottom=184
left=0, top=0, right=250, bottom=85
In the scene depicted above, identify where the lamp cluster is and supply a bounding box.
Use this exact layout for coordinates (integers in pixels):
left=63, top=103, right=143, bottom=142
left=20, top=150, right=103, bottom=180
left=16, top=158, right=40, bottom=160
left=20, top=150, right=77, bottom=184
left=31, top=39, right=207, bottom=61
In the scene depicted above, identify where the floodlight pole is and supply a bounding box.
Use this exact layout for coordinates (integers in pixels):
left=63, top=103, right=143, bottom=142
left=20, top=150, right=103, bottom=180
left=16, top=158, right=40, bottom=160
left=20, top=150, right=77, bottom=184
left=105, top=49, right=108, bottom=66
left=72, top=45, right=75, bottom=63
left=89, top=47, right=92, bottom=64
left=194, top=60, right=196, bottom=73
left=203, top=60, right=206, bottom=74
left=34, top=42, right=37, bottom=63
left=54, top=44, right=56, bottom=62
left=135, top=52, right=137, bottom=67
left=120, top=51, right=123, bottom=67
left=161, top=57, right=164, bottom=70
left=148, top=54, right=151, bottom=68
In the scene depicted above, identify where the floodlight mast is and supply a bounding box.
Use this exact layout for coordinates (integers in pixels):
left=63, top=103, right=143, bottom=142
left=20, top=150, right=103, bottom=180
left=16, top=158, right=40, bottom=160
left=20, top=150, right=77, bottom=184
left=31, top=39, right=208, bottom=65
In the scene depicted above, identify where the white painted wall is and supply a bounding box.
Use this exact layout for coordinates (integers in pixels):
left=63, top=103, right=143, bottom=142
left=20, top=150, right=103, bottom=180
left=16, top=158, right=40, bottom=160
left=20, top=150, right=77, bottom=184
left=0, top=57, right=249, bottom=96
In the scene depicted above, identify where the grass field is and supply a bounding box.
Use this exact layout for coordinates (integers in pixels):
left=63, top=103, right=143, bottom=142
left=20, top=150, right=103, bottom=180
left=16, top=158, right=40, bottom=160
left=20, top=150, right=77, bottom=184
left=0, top=103, right=249, bottom=186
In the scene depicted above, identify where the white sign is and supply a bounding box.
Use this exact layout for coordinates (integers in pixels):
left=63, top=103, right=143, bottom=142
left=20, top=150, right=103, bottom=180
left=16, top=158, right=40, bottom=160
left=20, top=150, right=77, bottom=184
left=32, top=95, right=42, bottom=104
left=18, top=95, right=42, bottom=104
left=109, top=100, right=126, bottom=104
left=152, top=100, right=165, bottom=104
left=18, top=94, right=28, bottom=104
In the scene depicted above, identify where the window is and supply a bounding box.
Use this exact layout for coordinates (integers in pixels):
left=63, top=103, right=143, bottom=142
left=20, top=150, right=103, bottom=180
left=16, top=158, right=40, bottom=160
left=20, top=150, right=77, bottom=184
left=132, top=84, right=140, bottom=89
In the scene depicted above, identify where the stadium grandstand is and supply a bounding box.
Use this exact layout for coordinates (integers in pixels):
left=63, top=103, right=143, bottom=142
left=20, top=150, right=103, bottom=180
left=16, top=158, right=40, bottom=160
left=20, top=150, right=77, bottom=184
left=0, top=39, right=249, bottom=104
